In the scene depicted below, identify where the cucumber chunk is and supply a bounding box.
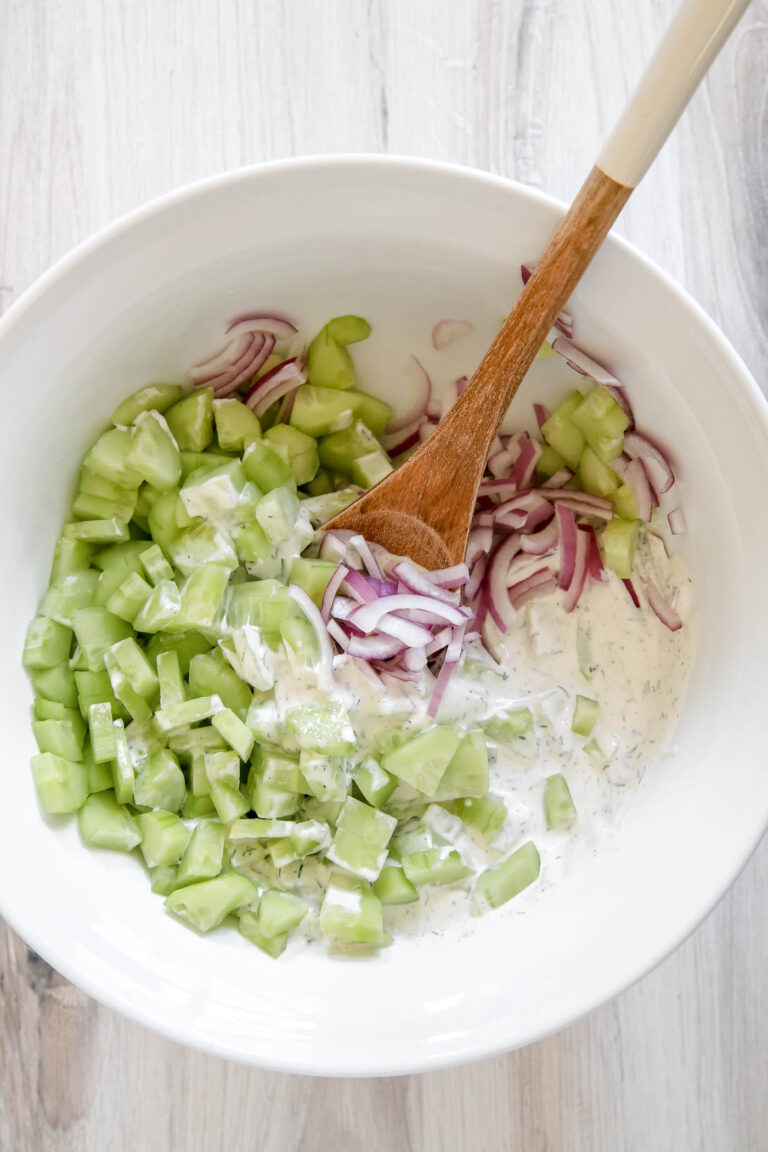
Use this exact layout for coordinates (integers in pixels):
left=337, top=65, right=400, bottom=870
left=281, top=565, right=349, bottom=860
left=165, top=873, right=256, bottom=932
left=600, top=516, right=640, bottom=579
left=78, top=791, right=141, bottom=852
left=32, top=752, right=88, bottom=814
left=165, top=389, right=214, bottom=452
left=177, top=820, right=226, bottom=884
left=543, top=774, right=577, bottom=830
left=571, top=695, right=600, bottom=737
left=137, top=809, right=190, bottom=868
left=111, top=383, right=183, bottom=426
left=475, top=841, right=541, bottom=911
left=319, top=873, right=386, bottom=946
left=126, top=411, right=182, bottom=492
left=213, top=397, right=262, bottom=452
left=381, top=726, right=462, bottom=796
left=23, top=617, right=73, bottom=670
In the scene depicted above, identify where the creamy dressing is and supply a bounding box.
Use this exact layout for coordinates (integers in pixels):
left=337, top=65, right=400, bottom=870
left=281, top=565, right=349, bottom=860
left=234, top=527, right=694, bottom=943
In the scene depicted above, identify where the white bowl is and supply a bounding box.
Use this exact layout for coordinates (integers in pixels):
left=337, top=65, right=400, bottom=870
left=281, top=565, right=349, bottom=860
left=1, top=156, right=766, bottom=1076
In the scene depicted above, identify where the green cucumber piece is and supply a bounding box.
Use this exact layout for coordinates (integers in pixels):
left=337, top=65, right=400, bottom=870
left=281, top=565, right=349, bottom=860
left=213, top=397, right=262, bottom=452
left=111, top=383, right=184, bottom=425
left=381, top=725, right=462, bottom=796
left=156, top=650, right=185, bottom=709
left=78, top=791, right=141, bottom=851
left=71, top=607, right=133, bottom=671
left=264, top=424, right=319, bottom=486
left=571, top=385, right=630, bottom=463
left=571, top=695, right=600, bottom=737
left=105, top=571, right=153, bottom=623
left=188, top=649, right=251, bottom=715
left=579, top=446, right=620, bottom=498
left=134, top=748, right=186, bottom=811
left=23, top=617, right=73, bottom=670
left=242, top=438, right=293, bottom=492
left=326, top=797, right=397, bottom=881
left=177, top=819, right=226, bottom=884
left=543, top=774, right=577, bottom=829
left=475, top=840, right=541, bottom=910
left=401, top=846, right=473, bottom=887
left=165, top=873, right=256, bottom=932
left=40, top=570, right=100, bottom=626
left=319, top=873, right=386, bottom=945
left=372, top=860, right=419, bottom=905
left=454, top=794, right=507, bottom=842
left=126, top=411, right=182, bottom=491
left=299, top=751, right=347, bottom=803
left=600, top=516, right=639, bottom=579
left=238, top=910, right=288, bottom=958
left=137, top=809, right=190, bottom=868
left=351, top=451, right=393, bottom=489
left=353, top=758, right=398, bottom=808
left=31, top=752, right=88, bottom=814
left=257, top=890, right=308, bottom=938
left=318, top=421, right=381, bottom=474
left=431, top=729, right=489, bottom=800
left=63, top=517, right=130, bottom=544
left=211, top=707, right=254, bottom=761
left=165, top=389, right=214, bottom=452
left=88, top=701, right=117, bottom=763
left=31, top=662, right=78, bottom=708
left=49, top=537, right=94, bottom=583
left=541, top=393, right=585, bottom=469
left=110, top=718, right=135, bottom=804
left=285, top=701, right=356, bottom=755
left=82, top=428, right=143, bottom=488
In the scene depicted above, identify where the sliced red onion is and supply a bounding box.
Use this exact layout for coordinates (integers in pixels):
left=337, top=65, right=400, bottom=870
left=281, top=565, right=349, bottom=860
left=368, top=577, right=398, bottom=597
left=494, top=493, right=553, bottom=534
left=668, top=507, right=687, bottom=535
left=287, top=583, right=334, bottom=691
left=425, top=626, right=453, bottom=656
left=319, top=530, right=356, bottom=564
left=477, top=478, right=520, bottom=499
left=556, top=505, right=577, bottom=590
left=189, top=332, right=252, bottom=382
left=392, top=560, right=460, bottom=605
left=348, top=534, right=384, bottom=580
left=562, top=527, right=588, bottom=613
left=330, top=597, right=357, bottom=621
left=541, top=467, right=573, bottom=489
left=519, top=520, right=559, bottom=556
left=623, top=578, right=641, bottom=608
left=401, top=645, right=428, bottom=672
left=510, top=435, right=541, bottom=490
left=350, top=594, right=467, bottom=635
left=521, top=265, right=573, bottom=337
left=532, top=488, right=614, bottom=520
left=622, top=432, right=675, bottom=498
left=465, top=553, right=488, bottom=601
left=244, top=356, right=307, bottom=416
left=327, top=620, right=350, bottom=649
left=341, top=569, right=378, bottom=604
left=346, top=634, right=407, bottom=659
left=623, top=457, right=654, bottom=522
left=508, top=569, right=558, bottom=609
left=225, top=312, right=298, bottom=341
left=372, top=613, right=435, bottom=648
left=533, top=403, right=549, bottom=431
left=387, top=356, right=431, bottom=433
left=642, top=578, right=682, bottom=631
left=427, top=623, right=466, bottom=717
left=551, top=336, right=621, bottom=387
left=432, top=318, right=474, bottom=350
left=208, top=333, right=277, bottom=395
left=380, top=421, right=422, bottom=456
left=430, top=563, right=469, bottom=588
left=487, top=448, right=516, bottom=478
left=581, top=525, right=608, bottom=583
left=481, top=612, right=505, bottom=664
left=320, top=564, right=349, bottom=621
left=485, top=533, right=522, bottom=632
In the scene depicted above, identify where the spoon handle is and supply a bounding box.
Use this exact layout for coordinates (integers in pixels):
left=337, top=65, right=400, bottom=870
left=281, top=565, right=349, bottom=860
left=598, top=0, right=751, bottom=189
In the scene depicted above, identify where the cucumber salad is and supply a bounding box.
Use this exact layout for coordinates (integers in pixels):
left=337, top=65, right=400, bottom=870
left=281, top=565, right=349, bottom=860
left=23, top=301, right=692, bottom=957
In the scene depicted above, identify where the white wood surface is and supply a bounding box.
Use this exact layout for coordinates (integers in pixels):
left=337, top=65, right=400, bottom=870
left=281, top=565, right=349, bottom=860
left=1, top=1, right=767, bottom=1148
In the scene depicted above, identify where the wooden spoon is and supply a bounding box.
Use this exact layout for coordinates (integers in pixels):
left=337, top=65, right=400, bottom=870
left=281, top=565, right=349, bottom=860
left=326, top=0, right=750, bottom=570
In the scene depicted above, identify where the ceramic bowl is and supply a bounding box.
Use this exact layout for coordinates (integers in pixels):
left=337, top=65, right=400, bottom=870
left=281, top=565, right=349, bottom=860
left=1, top=156, right=766, bottom=1075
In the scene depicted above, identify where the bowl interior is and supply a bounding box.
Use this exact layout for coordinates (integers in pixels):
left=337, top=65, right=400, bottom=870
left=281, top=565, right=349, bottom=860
left=1, top=157, right=767, bottom=1075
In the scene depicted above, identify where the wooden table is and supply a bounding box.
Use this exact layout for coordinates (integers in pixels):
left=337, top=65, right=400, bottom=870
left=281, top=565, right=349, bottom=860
left=1, top=2, right=766, bottom=1148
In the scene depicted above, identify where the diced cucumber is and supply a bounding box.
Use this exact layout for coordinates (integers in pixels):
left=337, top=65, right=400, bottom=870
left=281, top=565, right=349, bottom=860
left=145, top=630, right=211, bottom=676
left=154, top=695, right=222, bottom=731
left=204, top=749, right=240, bottom=788
left=82, top=428, right=143, bottom=488
left=600, top=516, right=639, bottom=579
left=111, top=383, right=184, bottom=425
left=71, top=607, right=133, bottom=671
left=279, top=616, right=319, bottom=670
left=165, top=873, right=256, bottom=932
left=536, top=443, right=567, bottom=478
left=106, top=571, right=153, bottom=622
left=181, top=793, right=217, bottom=820
left=165, top=389, right=214, bottom=452
left=211, top=707, right=254, bottom=761
left=227, top=817, right=294, bottom=842
left=88, top=700, right=118, bottom=764
left=40, top=570, right=100, bottom=626
left=73, top=668, right=121, bottom=719
left=252, top=748, right=306, bottom=793
left=455, top=794, right=507, bottom=842
left=126, top=411, right=182, bottom=491
left=169, top=524, right=238, bottom=576
left=213, top=397, right=262, bottom=452
left=31, top=662, right=79, bottom=708
left=475, top=840, right=541, bottom=910
left=572, top=695, right=600, bottom=737
left=353, top=758, right=398, bottom=808
left=63, top=517, right=130, bottom=544
left=571, top=385, right=630, bottom=463
left=238, top=910, right=288, bottom=958
left=111, top=719, right=135, bottom=804
left=150, top=866, right=180, bottom=896
left=541, top=393, right=585, bottom=469
left=373, top=860, right=419, bottom=905
left=291, top=384, right=392, bottom=438
left=326, top=797, right=396, bottom=881
left=78, top=791, right=141, bottom=852
left=109, top=637, right=158, bottom=700
left=285, top=701, right=356, bottom=755
left=155, top=650, right=185, bottom=709
left=431, top=730, right=489, bottom=800
left=543, top=774, right=577, bottom=829
left=242, top=438, right=293, bottom=492
left=49, top=536, right=94, bottom=583
left=177, top=820, right=225, bottom=884
left=23, top=617, right=73, bottom=670
left=134, top=748, right=186, bottom=811
left=319, top=873, right=386, bottom=945
left=264, top=424, right=319, bottom=486
left=579, top=446, right=620, bottom=498
left=233, top=521, right=272, bottom=565
left=139, top=543, right=174, bottom=586
left=133, top=579, right=182, bottom=633
left=247, top=775, right=300, bottom=818
left=289, top=818, right=331, bottom=857
left=189, top=649, right=251, bottom=715
left=31, top=752, right=88, bottom=814
left=137, top=809, right=190, bottom=868
left=175, top=563, right=230, bottom=630
left=483, top=707, right=534, bottom=746
left=307, top=325, right=356, bottom=390
left=351, top=451, right=392, bottom=489
left=402, top=846, right=473, bottom=887
left=255, top=486, right=300, bottom=546
left=318, top=421, right=381, bottom=474
left=299, top=751, right=347, bottom=803
left=257, top=890, right=308, bottom=938
left=381, top=725, right=462, bottom=796
left=305, top=470, right=334, bottom=496
left=210, top=781, right=250, bottom=822
left=613, top=482, right=640, bottom=521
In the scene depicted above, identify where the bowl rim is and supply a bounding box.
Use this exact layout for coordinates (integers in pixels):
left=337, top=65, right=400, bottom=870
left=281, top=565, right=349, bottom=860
left=2, top=153, right=767, bottom=1075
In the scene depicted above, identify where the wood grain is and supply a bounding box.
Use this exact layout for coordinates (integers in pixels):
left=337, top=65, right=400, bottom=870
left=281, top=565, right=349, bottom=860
left=1, top=2, right=767, bottom=1150
left=328, top=165, right=631, bottom=567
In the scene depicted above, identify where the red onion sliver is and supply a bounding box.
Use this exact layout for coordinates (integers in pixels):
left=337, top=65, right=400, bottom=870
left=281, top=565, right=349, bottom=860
left=509, top=571, right=558, bottom=609
left=346, top=634, right=407, bottom=659
left=348, top=534, right=384, bottom=581
left=387, top=356, right=431, bottom=433
left=245, top=356, right=307, bottom=416
left=287, top=584, right=334, bottom=691
left=623, top=431, right=675, bottom=497
left=541, top=468, right=573, bottom=489
left=210, top=334, right=276, bottom=395
left=225, top=313, right=299, bottom=341
left=401, top=645, right=428, bottom=672
left=485, top=533, right=521, bottom=632
left=430, top=563, right=469, bottom=588
left=603, top=384, right=635, bottom=428
left=487, top=448, right=516, bottom=478
left=432, top=318, right=474, bottom=350
left=668, top=507, right=687, bottom=535
left=533, top=403, right=549, bottom=431
left=341, top=569, right=378, bottom=604
left=425, top=626, right=453, bottom=656
left=581, top=525, right=607, bottom=583
left=373, top=614, right=435, bottom=648
left=327, top=620, right=350, bottom=649
left=624, top=457, right=654, bottom=522
left=556, top=504, right=577, bottom=590
left=520, top=520, right=559, bottom=556
left=562, top=527, right=588, bottom=613
left=189, top=332, right=252, bottom=381
left=642, top=578, right=682, bottom=631
left=392, top=560, right=460, bottom=605
left=510, top=435, right=541, bottom=490
left=380, top=421, right=422, bottom=455
left=623, top=578, right=641, bottom=608
left=351, top=594, right=467, bottom=634
left=465, top=554, right=488, bottom=601
left=320, top=564, right=349, bottom=621
left=551, top=336, right=621, bottom=387
left=427, top=623, right=466, bottom=717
